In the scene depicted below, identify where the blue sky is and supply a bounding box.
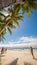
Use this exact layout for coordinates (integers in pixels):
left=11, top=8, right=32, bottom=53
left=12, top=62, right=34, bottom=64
left=5, top=10, right=37, bottom=41
left=0, top=10, right=37, bottom=48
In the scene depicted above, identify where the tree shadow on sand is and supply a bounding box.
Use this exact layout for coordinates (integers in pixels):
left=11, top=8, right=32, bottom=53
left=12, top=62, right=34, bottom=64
left=24, top=62, right=32, bottom=65
left=0, top=54, right=2, bottom=65
left=8, top=58, right=18, bottom=65
left=0, top=54, right=5, bottom=65
left=34, top=58, right=37, bottom=60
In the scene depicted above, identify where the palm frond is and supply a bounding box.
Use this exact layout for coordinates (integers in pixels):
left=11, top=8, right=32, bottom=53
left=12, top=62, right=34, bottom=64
left=0, top=0, right=37, bottom=41
left=0, top=12, right=6, bottom=17
left=7, top=27, right=12, bottom=34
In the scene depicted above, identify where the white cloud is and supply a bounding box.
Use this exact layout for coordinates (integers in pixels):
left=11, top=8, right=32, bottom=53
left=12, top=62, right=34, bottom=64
left=0, top=36, right=37, bottom=48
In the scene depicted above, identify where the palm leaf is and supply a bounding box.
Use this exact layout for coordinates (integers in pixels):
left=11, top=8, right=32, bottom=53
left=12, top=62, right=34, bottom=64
left=0, top=12, right=5, bottom=17
left=7, top=27, right=12, bottom=34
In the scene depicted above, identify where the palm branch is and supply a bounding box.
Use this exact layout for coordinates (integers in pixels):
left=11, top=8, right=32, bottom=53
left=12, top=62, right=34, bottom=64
left=0, top=0, right=37, bottom=41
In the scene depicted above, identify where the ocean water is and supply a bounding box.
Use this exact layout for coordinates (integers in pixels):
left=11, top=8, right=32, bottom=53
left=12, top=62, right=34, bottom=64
left=7, top=47, right=37, bottom=51
left=0, top=47, right=37, bottom=51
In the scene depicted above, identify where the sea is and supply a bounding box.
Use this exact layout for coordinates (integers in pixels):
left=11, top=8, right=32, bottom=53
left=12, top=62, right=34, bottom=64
left=0, top=47, right=37, bottom=51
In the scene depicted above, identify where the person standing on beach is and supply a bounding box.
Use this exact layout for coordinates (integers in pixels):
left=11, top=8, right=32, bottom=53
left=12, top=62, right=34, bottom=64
left=1, top=47, right=7, bottom=54
left=1, top=47, right=4, bottom=54
left=30, top=47, right=35, bottom=59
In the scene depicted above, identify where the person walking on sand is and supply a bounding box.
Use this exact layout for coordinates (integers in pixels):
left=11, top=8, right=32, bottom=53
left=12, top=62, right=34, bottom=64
left=1, top=47, right=7, bottom=54
left=1, top=47, right=4, bottom=54
left=30, top=47, right=35, bottom=59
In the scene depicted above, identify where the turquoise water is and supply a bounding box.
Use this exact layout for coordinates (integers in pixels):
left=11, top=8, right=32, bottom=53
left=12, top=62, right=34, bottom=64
left=13, top=48, right=37, bottom=52
left=7, top=47, right=37, bottom=51
left=0, top=47, right=37, bottom=51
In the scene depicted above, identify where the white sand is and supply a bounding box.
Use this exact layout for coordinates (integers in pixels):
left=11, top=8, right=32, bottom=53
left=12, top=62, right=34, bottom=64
left=0, top=50, right=37, bottom=65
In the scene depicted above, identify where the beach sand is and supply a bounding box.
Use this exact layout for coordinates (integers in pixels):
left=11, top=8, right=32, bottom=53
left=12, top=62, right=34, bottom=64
left=0, top=50, right=37, bottom=65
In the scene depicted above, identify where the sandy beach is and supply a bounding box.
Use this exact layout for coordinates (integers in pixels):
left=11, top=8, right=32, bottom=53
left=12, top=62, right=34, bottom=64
left=0, top=49, right=37, bottom=65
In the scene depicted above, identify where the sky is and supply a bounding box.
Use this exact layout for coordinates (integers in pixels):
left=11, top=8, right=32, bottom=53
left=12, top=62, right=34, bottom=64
left=0, top=10, right=37, bottom=48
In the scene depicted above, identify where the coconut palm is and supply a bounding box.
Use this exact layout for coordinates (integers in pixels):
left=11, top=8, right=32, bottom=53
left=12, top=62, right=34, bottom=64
left=0, top=0, right=37, bottom=41
left=14, top=0, right=37, bottom=17
left=0, top=6, right=23, bottom=41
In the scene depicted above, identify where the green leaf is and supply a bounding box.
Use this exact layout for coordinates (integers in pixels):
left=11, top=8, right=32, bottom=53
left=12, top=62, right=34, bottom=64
left=7, top=27, right=12, bottom=34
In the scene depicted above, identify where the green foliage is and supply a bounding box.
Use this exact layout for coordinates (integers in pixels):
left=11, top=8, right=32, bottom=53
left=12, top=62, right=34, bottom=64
left=0, top=0, right=37, bottom=41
